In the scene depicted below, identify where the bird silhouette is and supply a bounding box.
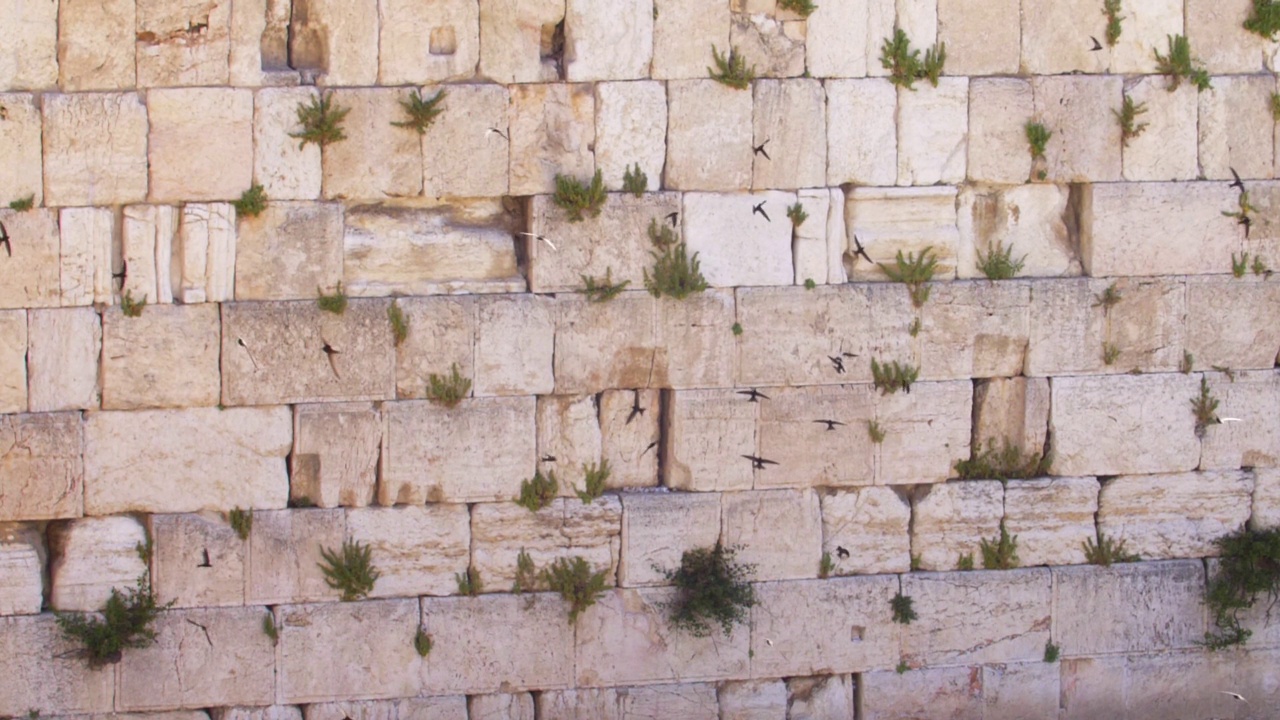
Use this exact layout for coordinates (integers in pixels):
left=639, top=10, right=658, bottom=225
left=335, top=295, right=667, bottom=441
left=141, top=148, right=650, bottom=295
left=828, top=355, right=846, bottom=374
left=0, top=221, right=9, bottom=257
left=753, top=139, right=770, bottom=160
left=737, top=388, right=770, bottom=402
left=322, top=342, right=341, bottom=378
left=665, top=212, right=678, bottom=227
left=1089, top=36, right=1102, bottom=51
left=752, top=201, right=770, bottom=222
left=814, top=419, right=846, bottom=431
left=851, top=235, right=873, bottom=265
left=742, top=455, right=780, bottom=470
left=1229, top=167, right=1245, bottom=192
left=626, top=389, right=645, bottom=425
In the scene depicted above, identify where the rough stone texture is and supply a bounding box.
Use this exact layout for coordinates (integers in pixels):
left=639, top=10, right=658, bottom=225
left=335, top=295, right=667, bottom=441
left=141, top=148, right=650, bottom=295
left=290, top=0, right=378, bottom=86
left=536, top=394, right=601, bottom=494
left=593, top=81, right=666, bottom=191
left=653, top=290, right=737, bottom=389
left=876, top=381, right=973, bottom=485
left=553, top=293, right=656, bottom=394
left=149, top=88, right=254, bottom=202
left=134, top=0, right=232, bottom=87
left=914, top=281, right=1032, bottom=379
left=278, top=599, right=422, bottom=702
left=971, top=377, right=1051, bottom=459
left=564, top=0, right=653, bottom=81
left=379, top=0, right=480, bottom=85
left=793, top=190, right=832, bottom=285
left=0, top=311, right=23, bottom=413
left=664, top=389, right=756, bottom=492
left=1098, top=470, right=1254, bottom=560
left=1201, top=371, right=1280, bottom=469
left=860, top=666, right=983, bottom=720
left=826, top=78, right=896, bottom=185
left=0, top=529, right=42, bottom=615
left=322, top=89, right=423, bottom=200
left=535, top=688, right=624, bottom=719
left=901, top=569, right=1051, bottom=665
left=56, top=0, right=136, bottom=90
left=755, top=385, right=876, bottom=490
left=1186, top=0, right=1274, bottom=74
left=1122, top=77, right=1199, bottom=182
left=469, top=693, right=535, bottom=720
left=0, top=412, right=83, bottom=522
left=752, top=79, right=825, bottom=189
left=1198, top=74, right=1274, bottom=181
left=84, top=407, right=291, bottom=515
left=292, top=403, right=381, bottom=508
left=48, top=515, right=147, bottom=611
left=1020, top=0, right=1107, bottom=75
left=42, top=92, right=148, bottom=206
left=0, top=209, right=59, bottom=309
left=937, top=0, right=1019, bottom=75
left=58, top=206, right=116, bottom=307
left=211, top=706, right=304, bottom=720
left=1254, top=467, right=1280, bottom=530
left=1049, top=373, right=1202, bottom=477
left=0, top=0, right=57, bottom=89
left=734, top=286, right=870, bottom=387
left=179, top=203, right=237, bottom=304
left=254, top=87, right=323, bottom=201
left=381, top=397, right=536, bottom=504
left=1108, top=0, right=1185, bottom=74
left=720, top=489, right=821, bottom=581
left=0, top=94, right=41, bottom=206
left=221, top=300, right=396, bottom=406
left=750, top=576, right=899, bottom=677
left=235, top=202, right=343, bottom=301
left=718, top=679, right=786, bottom=720
left=652, top=0, right=728, bottom=79
left=1052, top=561, right=1206, bottom=656
left=470, top=498, right=620, bottom=590
left=247, top=508, right=344, bottom=605
left=347, top=505, right=471, bottom=598
left=477, top=0, right=563, bottom=84
left=423, top=84, right=510, bottom=199
left=1032, top=75, right=1123, bottom=182
left=120, top=204, right=174, bottom=307
left=508, top=83, right=595, bottom=196
left=820, top=487, right=911, bottom=575
left=1004, top=477, right=1100, bottom=567
left=845, top=186, right=959, bottom=282
left=394, top=296, right=475, bottom=400
left=666, top=79, right=753, bottom=191
left=595, top=391, right=659, bottom=491
left=958, top=185, right=1078, bottom=279
left=0, top=615, right=115, bottom=716
left=101, top=304, right=220, bottom=410
left=303, top=698, right=468, bottom=720
left=785, top=674, right=855, bottom=720
left=730, top=13, right=804, bottom=78
left=911, top=480, right=1003, bottom=571
left=151, top=512, right=246, bottom=608
left=966, top=78, right=1034, bottom=184
left=897, top=78, right=968, bottom=185
left=683, top=191, right=795, bottom=287
left=26, top=307, right=100, bottom=412
left=474, top=295, right=555, bottom=397
left=1184, top=278, right=1280, bottom=371
left=619, top=492, right=721, bottom=587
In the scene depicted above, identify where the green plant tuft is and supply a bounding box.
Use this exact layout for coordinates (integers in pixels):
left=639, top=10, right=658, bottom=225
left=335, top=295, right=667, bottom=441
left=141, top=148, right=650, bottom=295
left=878, top=247, right=938, bottom=307
left=517, top=468, right=559, bottom=512
left=957, top=552, right=974, bottom=571
left=871, top=358, right=919, bottom=395
left=318, top=539, right=380, bottom=601
left=977, top=241, right=1027, bottom=280
left=262, top=611, right=278, bottom=644
left=388, top=301, right=409, bottom=346
left=8, top=194, right=34, bottom=212
left=576, top=460, right=609, bottom=503
left=908, top=317, right=921, bottom=337
left=779, top=0, right=818, bottom=17
left=542, top=556, right=609, bottom=623
left=1083, top=530, right=1140, bottom=566
left=663, top=543, right=757, bottom=637
left=1202, top=527, right=1280, bottom=649
left=414, top=627, right=433, bottom=656
left=868, top=420, right=886, bottom=444
left=391, top=89, right=447, bottom=135
left=622, top=163, right=648, bottom=196
left=1223, top=191, right=1257, bottom=235
left=645, top=242, right=709, bottom=300
left=1272, top=92, right=1280, bottom=121
left=1102, top=342, right=1121, bottom=366
left=1153, top=35, right=1211, bottom=92
left=1103, top=0, right=1124, bottom=46
left=581, top=267, right=631, bottom=303
left=1233, top=252, right=1250, bottom=278
left=731, top=322, right=743, bottom=336
left=426, top=363, right=471, bottom=408
left=56, top=575, right=170, bottom=667
left=786, top=202, right=809, bottom=227
left=819, top=552, right=834, bottom=579
left=1114, top=95, right=1149, bottom=147
left=804, top=278, right=816, bottom=290
left=1191, top=376, right=1220, bottom=438
left=1025, top=121, right=1051, bottom=161
left=121, top=290, right=147, bottom=318
left=289, top=92, right=350, bottom=149
left=553, top=169, right=607, bottom=223
left=1181, top=350, right=1194, bottom=374
left=233, top=184, right=267, bottom=218
left=1044, top=640, right=1061, bottom=663
left=648, top=217, right=678, bottom=251
left=708, top=45, right=756, bottom=90
left=896, top=660, right=911, bottom=674
left=1252, top=255, right=1270, bottom=276
left=910, top=553, right=921, bottom=571
left=513, top=549, right=539, bottom=594
left=955, top=438, right=1051, bottom=481
left=879, top=28, right=946, bottom=90
left=980, top=523, right=1020, bottom=570
left=1245, top=0, right=1280, bottom=39
left=891, top=592, right=917, bottom=624
left=317, top=282, right=348, bottom=315
left=456, top=566, right=483, bottom=596
left=228, top=507, right=252, bottom=541
left=1093, top=282, right=1122, bottom=310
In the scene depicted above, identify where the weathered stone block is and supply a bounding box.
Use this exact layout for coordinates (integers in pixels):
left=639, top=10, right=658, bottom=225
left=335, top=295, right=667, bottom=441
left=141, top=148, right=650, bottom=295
left=0, top=615, right=114, bottom=716
left=683, top=191, right=795, bottom=287
left=0, top=412, right=83, bottom=521
left=1199, top=74, right=1274, bottom=181
left=292, top=403, right=380, bottom=508
left=101, top=304, right=219, bottom=410
left=302, top=698, right=468, bottom=720
left=26, top=307, right=100, bottom=412
left=793, top=189, right=832, bottom=285
left=394, top=296, right=475, bottom=400
left=348, top=505, right=471, bottom=598
left=1108, top=0, right=1185, bottom=74
left=620, top=684, right=718, bottom=718
left=151, top=512, right=246, bottom=608
left=914, top=281, right=1032, bottom=379
left=228, top=0, right=295, bottom=86
left=477, top=0, right=563, bottom=84
left=1085, top=182, right=1241, bottom=276
left=1185, top=278, right=1280, bottom=370
left=379, top=0, right=480, bottom=85
left=1098, top=470, right=1254, bottom=560
left=750, top=576, right=899, bottom=677
left=322, top=89, right=422, bottom=200
left=382, top=397, right=536, bottom=504
left=85, top=407, right=290, bottom=515
left=149, top=88, right=253, bottom=202
left=966, top=78, right=1034, bottom=184
left=897, top=78, right=968, bottom=185
left=471, top=498, right=620, bottom=591
left=470, top=693, right=535, bottom=720
left=730, top=13, right=804, bottom=78
left=58, top=206, right=115, bottom=307
left=279, top=599, right=421, bottom=702
left=652, top=0, right=728, bottom=79
left=901, top=569, right=1051, bottom=665
left=718, top=679, right=786, bottom=720
left=1004, top=477, right=1099, bottom=567
left=1201, top=371, right=1280, bottom=469
left=734, top=286, right=872, bottom=387
left=535, top=688, right=623, bottom=719
left=721, top=489, right=821, bottom=581
left=0, top=94, right=41, bottom=206
left=957, top=184, right=1078, bottom=278
left=422, top=84, right=510, bottom=199
left=0, top=209, right=60, bottom=309
left=290, top=0, right=378, bottom=86
left=221, top=300, right=395, bottom=405
left=1186, top=0, right=1274, bottom=74
left=564, top=0, right=652, bottom=81
left=254, top=87, right=323, bottom=201
left=666, top=79, right=753, bottom=191
left=755, top=385, right=875, bottom=489
left=937, top=0, right=1018, bottom=75
left=234, top=202, right=342, bottom=301
left=42, top=92, right=148, bottom=206
left=57, top=0, right=136, bottom=90
left=0, top=527, right=43, bottom=615
left=1122, top=77, right=1199, bottom=181
left=876, top=381, right=972, bottom=485
left=860, top=665, right=982, bottom=720
left=49, top=515, right=147, bottom=611
left=598, top=389, right=661, bottom=490
left=0, top=0, right=57, bottom=89
left=975, top=376, right=1053, bottom=460
left=1020, top=0, right=1107, bottom=75
left=247, top=508, right=343, bottom=604
left=785, top=674, right=855, bottom=719
left=178, top=203, right=237, bottom=304
left=820, top=487, right=911, bottom=575
left=654, top=290, right=737, bottom=389
left=211, top=706, right=304, bottom=720
left=120, top=204, right=175, bottom=307
left=135, top=0, right=231, bottom=87
left=845, top=186, right=959, bottom=282
left=593, top=81, right=665, bottom=191
left=752, top=79, right=826, bottom=189
left=665, top=389, right=757, bottom=492
left=0, top=311, right=23, bottom=413
left=1032, top=75, right=1123, bottom=182
left=508, top=83, right=595, bottom=196
left=536, top=395, right=601, bottom=495
left=981, top=662, right=1061, bottom=720
left=1253, top=467, right=1280, bottom=530
left=619, top=492, right=720, bottom=587
left=474, top=295, right=554, bottom=397
left=805, top=0, right=876, bottom=77
left=553, top=293, right=656, bottom=394
left=1052, top=560, right=1205, bottom=655
left=911, top=480, right=1003, bottom=571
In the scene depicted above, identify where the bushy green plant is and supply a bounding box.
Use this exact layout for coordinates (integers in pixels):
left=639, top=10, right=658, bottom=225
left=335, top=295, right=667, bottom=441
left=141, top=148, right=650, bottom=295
left=870, top=358, right=919, bottom=395
left=227, top=507, right=252, bottom=541
left=879, top=28, right=946, bottom=90
left=980, top=523, right=1020, bottom=570
left=553, top=169, right=606, bottom=222
left=1191, top=376, right=1220, bottom=438
left=891, top=592, right=917, bottom=624
left=1103, top=0, right=1124, bottom=45
left=867, top=420, right=886, bottom=443
left=954, top=438, right=1050, bottom=481
left=56, top=576, right=171, bottom=667
left=1044, top=640, right=1061, bottom=663
left=121, top=290, right=147, bottom=318
left=8, top=194, right=34, bottom=212
left=581, top=267, right=630, bottom=303
left=1082, top=531, right=1139, bottom=566
left=976, top=241, right=1026, bottom=280
left=1114, top=95, right=1149, bottom=147
left=786, top=202, right=808, bottom=227
left=426, top=363, right=471, bottom=408
left=1025, top=121, right=1051, bottom=161
left=391, top=89, right=446, bottom=135
left=878, top=247, right=938, bottom=307
left=644, top=243, right=709, bottom=300
left=414, top=628, right=433, bottom=656
left=819, top=552, right=834, bottom=578
left=663, top=544, right=757, bottom=637
left=542, top=556, right=608, bottom=623
left=317, top=282, right=348, bottom=315
left=318, top=540, right=380, bottom=601
left=708, top=45, right=756, bottom=90
left=956, top=553, right=974, bottom=571
left=622, top=163, right=648, bottom=196
left=262, top=611, right=278, bottom=644
left=1154, top=35, right=1211, bottom=92
left=1203, top=528, right=1280, bottom=649
left=517, top=469, right=558, bottom=511
left=576, top=460, right=609, bottom=502
left=289, top=92, right=350, bottom=149
left=388, top=301, right=409, bottom=346
left=456, top=566, right=483, bottom=596
left=1244, top=0, right=1280, bottom=39
left=779, top=0, right=817, bottom=17
left=233, top=184, right=267, bottom=218
left=512, top=549, right=539, bottom=594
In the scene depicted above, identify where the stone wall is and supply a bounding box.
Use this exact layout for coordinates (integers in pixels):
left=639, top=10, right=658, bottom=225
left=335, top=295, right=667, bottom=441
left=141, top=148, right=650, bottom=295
left=1, top=0, right=1279, bottom=717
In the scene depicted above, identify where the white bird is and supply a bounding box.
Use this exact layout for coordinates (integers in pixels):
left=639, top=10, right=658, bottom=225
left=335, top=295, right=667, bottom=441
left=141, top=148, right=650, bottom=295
left=1219, top=417, right=1242, bottom=423
left=1218, top=691, right=1248, bottom=703
left=518, top=232, right=557, bottom=251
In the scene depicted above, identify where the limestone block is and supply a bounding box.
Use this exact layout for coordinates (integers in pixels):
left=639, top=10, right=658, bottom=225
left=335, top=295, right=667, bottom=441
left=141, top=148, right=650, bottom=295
left=477, top=0, right=563, bottom=83
left=750, top=576, right=898, bottom=677
left=0, top=615, right=114, bottom=716
left=910, top=480, right=1003, bottom=571
left=235, top=202, right=342, bottom=301
left=322, top=89, right=422, bottom=200
left=981, top=662, right=1061, bottom=720
left=721, top=489, right=821, bottom=581
left=0, top=94, right=41, bottom=206
left=901, top=569, right=1051, bottom=665
left=1199, top=75, right=1274, bottom=181
left=535, top=688, right=623, bottom=719
left=228, top=0, right=295, bottom=86
left=279, top=599, right=421, bottom=702
left=914, top=281, right=1032, bottom=379
left=211, top=706, right=303, bottom=720
left=564, top=0, right=652, bottom=81
left=290, top=0, right=378, bottom=86
left=120, top=204, right=175, bottom=307
left=302, top=698, right=468, bottom=720
left=174, top=204, right=233, bottom=304
left=1059, top=650, right=1271, bottom=720
left=617, top=684, right=718, bottom=718
left=58, top=206, right=115, bottom=307
left=56, top=0, right=135, bottom=90
left=653, top=290, right=737, bottom=389
left=221, top=300, right=396, bottom=405
left=48, top=515, right=147, bottom=611
left=0, top=209, right=60, bottom=308
left=937, top=0, right=1018, bottom=75
left=751, top=79, right=825, bottom=189
left=1254, top=468, right=1280, bottom=530
left=151, top=512, right=245, bottom=608
left=619, top=492, right=720, bottom=587
left=379, top=0, right=480, bottom=85
left=665, top=389, right=757, bottom=492
left=599, top=389, right=660, bottom=489
left=528, top=192, right=680, bottom=293
left=793, top=190, right=831, bottom=285
left=473, top=295, right=554, bottom=397
left=1186, top=0, right=1274, bottom=74
left=422, top=84, right=510, bottom=198
left=1098, top=470, right=1254, bottom=560
left=395, top=296, right=475, bottom=400
left=1122, top=77, right=1199, bottom=181
left=0, top=528, right=43, bottom=615
left=536, top=395, right=601, bottom=493
left=1032, top=75, right=1123, bottom=182
left=1185, top=278, right=1280, bottom=370
left=683, top=191, right=795, bottom=287
left=148, top=88, right=253, bottom=202
left=101, top=304, right=220, bottom=410
left=471, top=498, right=621, bottom=590
left=422, top=594, right=574, bottom=693
left=845, top=186, right=959, bottom=282
left=85, top=407, right=291, bottom=515
left=734, top=286, right=872, bottom=387
left=347, top=505, right=470, bottom=598
left=43, top=92, right=148, bottom=206
left=0, top=0, right=57, bottom=89
left=652, top=0, right=728, bottom=79
left=470, top=693, right=535, bottom=720
left=876, top=381, right=972, bottom=485
left=1201, top=371, right=1280, bottom=469
left=785, top=675, right=855, bottom=719
left=0, top=311, right=24, bottom=413
left=896, top=0, right=937, bottom=48
left=593, top=81, right=665, bottom=191
left=756, top=385, right=876, bottom=489
left=574, top=587, right=750, bottom=686
left=1020, top=0, right=1107, bottom=75
left=731, top=13, right=805, bottom=78
left=718, top=679, right=786, bottom=720
left=508, top=83, right=595, bottom=196
left=1049, top=373, right=1201, bottom=477
left=1084, top=182, right=1240, bottom=276
left=26, top=307, right=100, bottom=412
left=957, top=184, right=1078, bottom=279
left=0, top=412, right=83, bottom=521
left=860, top=666, right=982, bottom=720
left=254, top=87, right=323, bottom=200
left=344, top=202, right=523, bottom=297
left=135, top=0, right=232, bottom=87
left=247, top=509, right=343, bottom=604
left=666, top=80, right=754, bottom=191
left=292, top=403, right=381, bottom=508
left=897, top=78, right=968, bottom=185
left=382, top=397, right=536, bottom=504
left=1052, top=560, right=1206, bottom=655
left=805, top=0, right=876, bottom=77
left=966, top=78, right=1034, bottom=184
left=1004, top=477, right=1099, bottom=567
left=972, top=377, right=1050, bottom=460
left=820, top=487, right=910, bottom=575
left=553, top=293, right=656, bottom=394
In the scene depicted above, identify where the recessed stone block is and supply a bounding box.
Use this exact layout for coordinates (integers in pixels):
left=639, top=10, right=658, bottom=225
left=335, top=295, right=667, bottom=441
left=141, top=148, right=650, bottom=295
left=49, top=515, right=148, bottom=611
left=379, top=0, right=480, bottom=85
left=347, top=505, right=471, bottom=598
left=291, top=402, right=381, bottom=509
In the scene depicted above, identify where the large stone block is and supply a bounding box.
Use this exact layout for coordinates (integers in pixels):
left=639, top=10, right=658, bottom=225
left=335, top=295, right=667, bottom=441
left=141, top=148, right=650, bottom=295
left=730, top=13, right=804, bottom=78
left=0, top=528, right=42, bottom=616
left=937, top=0, right=1018, bottom=75
left=785, top=674, right=855, bottom=719
left=897, top=78, right=968, bottom=185
left=26, top=307, right=100, bottom=412
left=292, top=403, right=381, bottom=508
left=101, top=304, right=220, bottom=410
left=120, top=204, right=175, bottom=307
left=303, top=698, right=468, bottom=720
left=593, top=81, right=666, bottom=191
left=619, top=492, right=721, bottom=587
left=178, top=203, right=237, bottom=304
left=957, top=184, right=1078, bottom=279
left=378, top=0, right=479, bottom=85
left=394, top=296, right=475, bottom=400
left=84, top=407, right=291, bottom=515
left=382, top=397, right=536, bottom=504
left=734, top=286, right=872, bottom=387
left=553, top=293, right=656, bottom=394
left=901, top=568, right=1051, bottom=665
left=1032, top=75, right=1123, bottom=182
left=290, top=0, right=378, bottom=86
left=861, top=665, right=986, bottom=720
left=56, top=0, right=135, bottom=90
left=151, top=512, right=246, bottom=608
left=348, top=505, right=471, bottom=598
left=0, top=615, right=114, bottom=716
left=718, top=679, right=786, bottom=720
left=0, top=209, right=60, bottom=309
left=49, top=515, right=148, bottom=611
left=0, top=311, right=23, bottom=413
left=322, top=89, right=422, bottom=200
left=474, top=295, right=554, bottom=396
left=470, top=693, right=535, bottom=720
left=653, top=290, right=737, bottom=389
left=247, top=508, right=344, bottom=604
left=820, top=487, right=911, bottom=575
left=279, top=599, right=422, bottom=702
left=471, top=498, right=621, bottom=591
left=966, top=78, right=1034, bottom=184
left=666, top=79, right=753, bottom=191
left=910, top=480, right=1003, bottom=571
left=42, top=92, right=148, bottom=206
left=254, top=87, right=323, bottom=200
left=1199, top=74, right=1274, bottom=181
left=1109, top=0, right=1185, bottom=74
left=0, top=0, right=57, bottom=89
left=58, top=206, right=115, bottom=307
left=805, top=0, right=881, bottom=77
left=0, top=93, right=41, bottom=206
left=149, top=88, right=254, bottom=202
left=1186, top=0, right=1274, bottom=74
left=793, top=189, right=832, bottom=285
left=599, top=389, right=660, bottom=489
left=1185, top=278, right=1280, bottom=370
left=508, top=83, right=595, bottom=196
left=477, top=0, right=564, bottom=84
left=750, top=576, right=899, bottom=677
left=875, top=380, right=972, bottom=485
left=665, top=389, right=757, bottom=492
left=1049, top=373, right=1201, bottom=477
left=0, top=412, right=83, bottom=521
left=683, top=191, right=795, bottom=287
left=536, top=395, right=601, bottom=495
left=845, top=186, right=959, bottom=282
left=221, top=300, right=396, bottom=405
left=535, top=688, right=623, bottom=719
left=1098, top=470, right=1254, bottom=560
left=1052, top=561, right=1205, bottom=655
left=235, top=202, right=343, bottom=301
left=752, top=79, right=826, bottom=189
left=721, top=489, right=822, bottom=581
left=135, top=0, right=232, bottom=87
left=914, top=281, right=1032, bottom=379
left=228, top=0, right=295, bottom=86
left=422, top=84, right=510, bottom=199
left=1121, top=77, right=1199, bottom=181
left=1254, top=467, right=1280, bottom=530
left=652, top=0, right=728, bottom=79
left=755, top=385, right=875, bottom=489
left=1002, top=477, right=1097, bottom=567
left=1201, top=371, right=1280, bottom=469
left=564, top=0, right=653, bottom=81
left=1020, top=0, right=1107, bottom=75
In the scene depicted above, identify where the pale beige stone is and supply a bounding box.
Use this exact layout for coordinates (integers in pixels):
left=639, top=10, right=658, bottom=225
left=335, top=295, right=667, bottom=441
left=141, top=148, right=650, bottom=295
left=785, top=675, right=855, bottom=719
left=652, top=0, right=728, bottom=79
left=972, top=377, right=1050, bottom=458
left=475, top=295, right=555, bottom=397
left=471, top=498, right=620, bottom=591
left=957, top=185, right=1078, bottom=279
left=1098, top=470, right=1254, bottom=560
left=0, top=209, right=61, bottom=308
left=422, top=595, right=572, bottom=694
left=1084, top=182, right=1241, bottom=276
left=254, top=87, right=323, bottom=201
left=845, top=186, right=959, bottom=282
left=665, top=389, right=757, bottom=492
left=536, top=395, right=602, bottom=494
left=1186, top=0, right=1274, bottom=74
left=1201, top=371, right=1280, bottom=469
left=937, top=0, right=1018, bottom=75
left=564, top=0, right=652, bottom=81
left=49, top=515, right=147, bottom=611
left=221, top=300, right=396, bottom=406
left=477, top=0, right=564, bottom=84
left=210, top=706, right=303, bottom=720
left=731, top=13, right=804, bottom=78
left=1110, top=0, right=1185, bottom=74
left=574, top=587, right=750, bottom=686
left=751, top=576, right=898, bottom=677
left=719, top=679, right=786, bottom=720
left=85, top=407, right=291, bottom=515
left=594, top=81, right=666, bottom=191
left=322, top=89, right=422, bottom=200
left=618, top=684, right=718, bottom=719
left=1199, top=74, right=1274, bottom=181
left=235, top=202, right=343, bottom=301
left=292, top=403, right=381, bottom=509
left=470, top=693, right=535, bottom=720
left=1020, top=0, right=1108, bottom=74
left=187, top=203, right=237, bottom=303
left=1004, top=477, right=1099, bottom=567
left=120, top=204, right=175, bottom=307
left=1185, top=278, right=1280, bottom=370
left=752, top=79, right=825, bottom=189
left=876, top=381, right=972, bottom=484
left=805, top=0, right=879, bottom=78
left=42, top=92, right=148, bottom=206
left=967, top=78, right=1034, bottom=184
left=734, top=286, right=872, bottom=387
left=911, top=481, right=1002, bottom=571
left=0, top=527, right=43, bottom=616
left=683, top=191, right=795, bottom=286
left=756, top=385, right=876, bottom=489
left=379, top=0, right=480, bottom=85
left=666, top=79, right=753, bottom=191
left=1052, top=560, right=1205, bottom=655
left=57, top=0, right=135, bottom=90
left=101, top=304, right=220, bottom=410
left=1122, top=77, right=1199, bottom=181
left=535, top=688, right=622, bottom=719
left=149, top=88, right=253, bottom=202
left=793, top=189, right=831, bottom=284
left=0, top=311, right=24, bottom=413
left=897, top=78, right=968, bottom=185
left=902, top=569, right=1050, bottom=665
left=721, top=489, right=821, bottom=581
left=279, top=600, right=421, bottom=702
left=290, top=0, right=379, bottom=86
left=981, top=662, right=1061, bottom=720
left=596, top=390, right=660, bottom=489
left=247, top=508, right=343, bottom=604
left=1252, top=468, right=1280, bottom=530
left=395, top=296, right=475, bottom=400
left=1033, top=75, right=1123, bottom=182
left=820, top=487, right=911, bottom=575
left=58, top=206, right=115, bottom=307
left=228, top=0, right=296, bottom=86
left=0, top=0, right=57, bottom=89
left=860, top=666, right=982, bottom=720
left=619, top=493, right=721, bottom=588
left=553, top=293, right=657, bottom=394
left=26, top=307, right=99, bottom=412
left=0, top=413, right=83, bottom=521
left=382, top=397, right=536, bottom=504
left=0, top=615, right=115, bottom=715
left=422, top=84, right=510, bottom=199
left=302, top=698, right=468, bottom=720
left=347, top=505, right=470, bottom=598
left=913, top=281, right=1032, bottom=379
left=0, top=94, right=41, bottom=206
left=151, top=512, right=246, bottom=608
left=135, top=0, right=232, bottom=87
left=508, top=83, right=595, bottom=195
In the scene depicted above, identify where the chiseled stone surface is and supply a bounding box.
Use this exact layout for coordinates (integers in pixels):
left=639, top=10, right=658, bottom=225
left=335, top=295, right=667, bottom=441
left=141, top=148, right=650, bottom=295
left=1004, top=477, right=1100, bottom=567
left=756, top=385, right=876, bottom=489
left=665, top=389, right=757, bottom=492
left=1020, top=0, right=1107, bottom=75
left=322, top=88, right=423, bottom=200
left=1098, top=470, right=1254, bottom=560
left=734, top=286, right=871, bottom=387
left=1084, top=181, right=1240, bottom=276
left=1032, top=75, right=1123, bottom=183
left=910, top=480, right=1003, bottom=571
left=26, top=307, right=100, bottom=412
left=820, top=487, right=911, bottom=575
left=378, top=0, right=480, bottom=85
left=652, top=0, right=728, bottom=79
left=57, top=0, right=135, bottom=90
left=303, top=698, right=468, bottom=720
left=593, top=82, right=667, bottom=193
left=619, top=684, right=719, bottom=719
left=394, top=295, right=475, bottom=401
left=0, top=0, right=57, bottom=89
left=564, top=0, right=653, bottom=81
left=422, top=84, right=510, bottom=199
left=48, top=515, right=148, bottom=611
left=730, top=13, right=804, bottom=78
left=101, top=303, right=221, bottom=410
left=120, top=204, right=174, bottom=307
left=901, top=568, right=1052, bottom=666
left=42, top=92, right=149, bottom=207
left=598, top=389, right=661, bottom=490
left=826, top=79, right=897, bottom=186
left=1122, top=77, right=1199, bottom=182
left=1253, top=467, right=1280, bottom=531
left=860, top=665, right=983, bottom=720
left=971, top=377, right=1051, bottom=459
left=914, top=281, right=1032, bottom=379
left=1052, top=560, right=1206, bottom=656
left=619, top=492, right=720, bottom=587
left=469, top=692, right=535, bottom=720
left=0, top=527, right=42, bottom=615
left=474, top=294, right=555, bottom=396
left=0, top=311, right=23, bottom=413
left=535, top=688, right=623, bottom=719
left=718, top=679, right=786, bottom=720
left=470, top=498, right=620, bottom=591
left=179, top=203, right=237, bottom=304
left=0, top=209, right=60, bottom=309
left=666, top=79, right=753, bottom=191
left=134, top=0, right=231, bottom=87
left=683, top=191, right=795, bottom=287
left=752, top=79, right=825, bottom=190
left=897, top=78, right=969, bottom=186
left=721, top=489, right=822, bottom=582
left=1184, top=278, right=1280, bottom=371
left=1186, top=0, right=1274, bottom=74
left=785, top=674, right=855, bottom=720
left=1200, top=371, right=1280, bottom=469
left=0, top=94, right=41, bottom=206
left=0, top=615, right=115, bottom=716
left=150, top=511, right=246, bottom=608
left=347, top=505, right=471, bottom=598
left=247, top=508, right=344, bottom=605
left=0, top=412, right=83, bottom=522
left=553, top=293, right=657, bottom=394
left=149, top=88, right=254, bottom=202
left=477, top=0, right=564, bottom=84
left=845, top=186, right=960, bottom=282
left=966, top=78, right=1034, bottom=184
left=1198, top=74, right=1275, bottom=181
left=1110, top=0, right=1184, bottom=74
left=937, top=0, right=1019, bottom=75
left=536, top=394, right=601, bottom=495
left=957, top=184, right=1078, bottom=279
left=58, top=206, right=115, bottom=307
left=290, top=0, right=378, bottom=86
left=508, top=83, right=595, bottom=196
left=254, top=87, right=323, bottom=201
left=235, top=202, right=344, bottom=301
left=653, top=290, right=737, bottom=389
left=278, top=599, right=422, bottom=702
left=875, top=380, right=972, bottom=485
left=292, top=402, right=381, bottom=508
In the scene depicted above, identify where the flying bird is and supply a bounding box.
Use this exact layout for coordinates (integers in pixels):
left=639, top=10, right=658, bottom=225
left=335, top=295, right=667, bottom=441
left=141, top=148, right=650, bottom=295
left=1089, top=36, right=1103, bottom=51
left=197, top=549, right=211, bottom=568
left=626, top=389, right=645, bottom=425
left=112, top=258, right=128, bottom=288
left=518, top=232, right=557, bottom=251
left=828, top=355, right=846, bottom=374
left=487, top=127, right=508, bottom=140
left=752, top=201, right=770, bottom=222
left=1218, top=691, right=1247, bottom=704
left=753, top=139, right=770, bottom=160
left=836, top=546, right=850, bottom=559
left=322, top=342, right=341, bottom=378
left=742, top=454, right=779, bottom=470
left=814, top=419, right=846, bottom=431
left=0, top=221, right=9, bottom=257
left=851, top=235, right=873, bottom=265
left=665, top=211, right=678, bottom=227
left=237, top=337, right=260, bottom=370
left=640, top=440, right=658, bottom=457
left=540, top=454, right=557, bottom=463
left=1229, top=167, right=1245, bottom=192
left=737, top=388, right=770, bottom=403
